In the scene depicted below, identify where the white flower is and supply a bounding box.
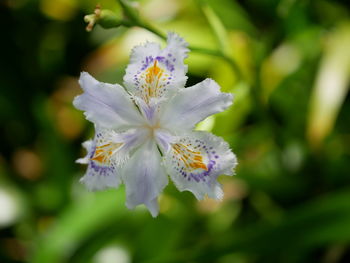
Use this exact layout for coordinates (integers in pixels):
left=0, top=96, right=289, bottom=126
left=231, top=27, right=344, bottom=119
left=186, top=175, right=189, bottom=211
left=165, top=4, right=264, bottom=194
left=74, top=33, right=237, bottom=217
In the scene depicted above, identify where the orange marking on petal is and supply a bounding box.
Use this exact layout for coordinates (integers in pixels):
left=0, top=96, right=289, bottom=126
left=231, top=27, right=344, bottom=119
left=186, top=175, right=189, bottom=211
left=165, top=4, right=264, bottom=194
left=172, top=143, right=208, bottom=172
left=143, top=60, right=165, bottom=103
left=180, top=157, right=190, bottom=168
left=190, top=162, right=208, bottom=170
left=194, top=155, right=203, bottom=161
left=90, top=143, right=122, bottom=164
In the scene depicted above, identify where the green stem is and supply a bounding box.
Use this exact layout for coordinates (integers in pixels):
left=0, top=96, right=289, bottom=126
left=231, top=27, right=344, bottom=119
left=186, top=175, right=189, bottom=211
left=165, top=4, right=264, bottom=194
left=138, top=22, right=166, bottom=40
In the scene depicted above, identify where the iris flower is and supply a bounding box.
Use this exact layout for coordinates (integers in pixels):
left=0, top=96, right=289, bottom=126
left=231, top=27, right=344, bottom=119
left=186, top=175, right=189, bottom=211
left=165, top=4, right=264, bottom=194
left=74, top=33, right=237, bottom=217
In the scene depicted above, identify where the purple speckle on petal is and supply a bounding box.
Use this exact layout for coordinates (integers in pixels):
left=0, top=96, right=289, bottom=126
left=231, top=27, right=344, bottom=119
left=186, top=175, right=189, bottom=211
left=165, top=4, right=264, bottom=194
left=89, top=160, right=114, bottom=176
left=156, top=56, right=165, bottom=62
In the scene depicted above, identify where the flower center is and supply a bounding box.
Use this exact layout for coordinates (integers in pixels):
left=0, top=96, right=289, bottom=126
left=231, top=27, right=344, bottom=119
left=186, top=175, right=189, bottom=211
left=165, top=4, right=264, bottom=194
left=144, top=122, right=161, bottom=138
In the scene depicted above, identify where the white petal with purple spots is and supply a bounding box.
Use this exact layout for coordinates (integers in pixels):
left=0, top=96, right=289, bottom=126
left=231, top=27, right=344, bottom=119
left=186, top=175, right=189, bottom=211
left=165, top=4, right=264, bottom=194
left=164, top=131, right=237, bottom=200
left=123, top=32, right=189, bottom=106
left=79, top=129, right=121, bottom=191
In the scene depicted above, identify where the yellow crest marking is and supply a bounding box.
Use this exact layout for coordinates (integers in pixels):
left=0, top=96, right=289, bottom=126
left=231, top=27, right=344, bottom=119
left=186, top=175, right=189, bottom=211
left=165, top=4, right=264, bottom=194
left=173, top=143, right=208, bottom=171
left=91, top=143, right=122, bottom=164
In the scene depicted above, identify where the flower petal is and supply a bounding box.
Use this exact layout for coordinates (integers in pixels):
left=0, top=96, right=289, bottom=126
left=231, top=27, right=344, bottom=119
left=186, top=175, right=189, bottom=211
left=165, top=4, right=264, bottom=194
left=123, top=32, right=189, bottom=105
left=73, top=72, right=144, bottom=130
left=164, top=131, right=237, bottom=200
left=78, top=129, right=122, bottom=191
left=122, top=140, right=168, bottom=217
left=76, top=140, right=93, bottom=164
left=78, top=127, right=148, bottom=191
left=159, top=78, right=233, bottom=131
left=154, top=128, right=176, bottom=153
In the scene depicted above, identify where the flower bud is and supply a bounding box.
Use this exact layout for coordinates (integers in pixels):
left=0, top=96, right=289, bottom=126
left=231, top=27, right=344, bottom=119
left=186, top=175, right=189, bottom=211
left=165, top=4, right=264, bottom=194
left=84, top=5, right=123, bottom=32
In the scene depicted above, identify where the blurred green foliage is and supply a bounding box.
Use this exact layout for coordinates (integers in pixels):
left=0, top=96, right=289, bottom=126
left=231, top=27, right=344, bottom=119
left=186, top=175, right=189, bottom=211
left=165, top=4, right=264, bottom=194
left=1, top=0, right=350, bottom=262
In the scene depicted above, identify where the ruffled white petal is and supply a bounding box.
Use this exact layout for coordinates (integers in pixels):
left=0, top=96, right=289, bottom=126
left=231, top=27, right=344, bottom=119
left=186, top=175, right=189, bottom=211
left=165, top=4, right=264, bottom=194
left=74, top=72, right=144, bottom=130
left=78, top=127, right=149, bottom=191
left=76, top=140, right=93, bottom=164
left=164, top=131, right=237, bottom=200
left=78, top=129, right=121, bottom=191
left=122, top=140, right=168, bottom=217
left=159, top=78, right=233, bottom=131
left=164, top=32, right=189, bottom=65
left=123, top=32, right=189, bottom=106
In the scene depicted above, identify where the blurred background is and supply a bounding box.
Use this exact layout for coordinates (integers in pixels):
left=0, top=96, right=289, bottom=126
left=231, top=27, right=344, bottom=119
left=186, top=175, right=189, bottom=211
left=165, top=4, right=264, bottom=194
left=1, top=0, right=350, bottom=262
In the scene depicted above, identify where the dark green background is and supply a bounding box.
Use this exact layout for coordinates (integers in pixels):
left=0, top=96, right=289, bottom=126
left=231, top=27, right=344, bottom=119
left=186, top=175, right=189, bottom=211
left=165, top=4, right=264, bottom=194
left=1, top=0, right=350, bottom=262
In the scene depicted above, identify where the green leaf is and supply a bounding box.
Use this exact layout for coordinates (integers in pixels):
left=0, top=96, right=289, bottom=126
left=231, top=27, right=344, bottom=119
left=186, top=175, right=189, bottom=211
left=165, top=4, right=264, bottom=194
left=31, top=189, right=126, bottom=263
